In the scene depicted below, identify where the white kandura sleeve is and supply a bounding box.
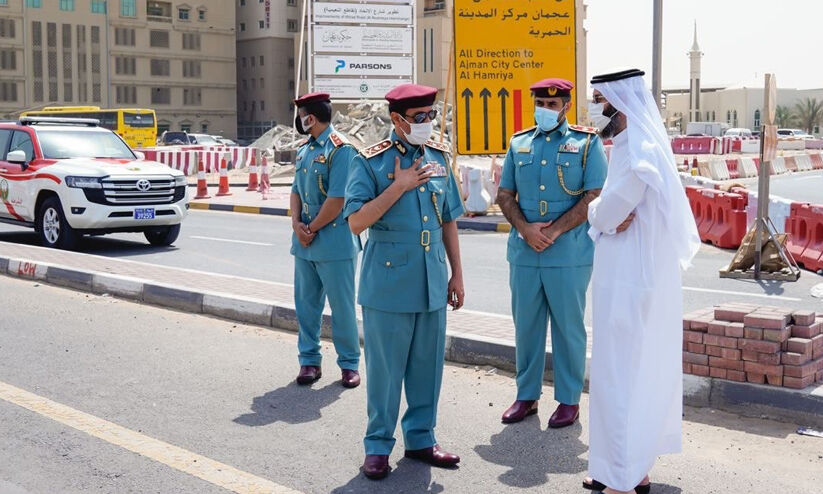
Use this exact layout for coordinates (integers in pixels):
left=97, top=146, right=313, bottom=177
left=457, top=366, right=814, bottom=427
left=588, top=170, right=648, bottom=238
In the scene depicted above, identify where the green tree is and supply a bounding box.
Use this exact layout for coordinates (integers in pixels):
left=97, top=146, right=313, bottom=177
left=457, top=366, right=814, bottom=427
left=792, top=98, right=823, bottom=133
left=774, top=105, right=797, bottom=128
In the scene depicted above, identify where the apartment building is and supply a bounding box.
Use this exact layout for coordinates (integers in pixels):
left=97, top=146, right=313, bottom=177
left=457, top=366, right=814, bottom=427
left=0, top=0, right=237, bottom=138
left=236, top=0, right=299, bottom=141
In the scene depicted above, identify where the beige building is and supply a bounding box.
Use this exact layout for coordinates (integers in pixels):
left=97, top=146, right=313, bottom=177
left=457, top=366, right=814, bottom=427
left=236, top=0, right=299, bottom=142
left=0, top=0, right=237, bottom=139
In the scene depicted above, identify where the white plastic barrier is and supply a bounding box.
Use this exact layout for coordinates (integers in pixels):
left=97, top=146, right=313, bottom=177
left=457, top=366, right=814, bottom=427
left=741, top=139, right=761, bottom=153
left=708, top=158, right=730, bottom=181
left=739, top=157, right=758, bottom=178
left=770, top=156, right=787, bottom=175
left=795, top=154, right=813, bottom=171
left=777, top=138, right=806, bottom=150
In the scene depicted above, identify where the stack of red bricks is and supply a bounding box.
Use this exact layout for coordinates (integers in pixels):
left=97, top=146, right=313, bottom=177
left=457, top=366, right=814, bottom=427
left=683, top=304, right=823, bottom=390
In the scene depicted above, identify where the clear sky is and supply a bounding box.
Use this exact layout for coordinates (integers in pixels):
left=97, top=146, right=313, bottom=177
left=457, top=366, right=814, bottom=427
left=585, top=0, right=823, bottom=90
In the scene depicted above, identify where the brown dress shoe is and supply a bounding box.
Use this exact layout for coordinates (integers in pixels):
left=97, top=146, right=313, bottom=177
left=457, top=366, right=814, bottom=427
left=548, top=403, right=579, bottom=428
left=341, top=369, right=361, bottom=388
left=362, top=454, right=390, bottom=480
left=295, top=365, right=321, bottom=385
left=501, top=400, right=538, bottom=423
left=404, top=445, right=460, bottom=468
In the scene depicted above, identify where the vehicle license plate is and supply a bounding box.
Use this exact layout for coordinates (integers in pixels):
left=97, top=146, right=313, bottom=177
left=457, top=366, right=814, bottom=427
left=134, top=208, right=155, bottom=220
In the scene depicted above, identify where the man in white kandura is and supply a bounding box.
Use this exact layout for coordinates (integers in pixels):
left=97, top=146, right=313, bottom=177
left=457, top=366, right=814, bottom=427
left=583, top=68, right=701, bottom=494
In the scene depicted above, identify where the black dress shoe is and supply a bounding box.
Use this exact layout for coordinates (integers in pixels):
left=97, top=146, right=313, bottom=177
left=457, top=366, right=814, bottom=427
left=363, top=454, right=390, bottom=480
left=501, top=400, right=538, bottom=423
left=583, top=478, right=651, bottom=494
left=296, top=365, right=321, bottom=385
left=341, top=369, right=361, bottom=388
left=404, top=445, right=460, bottom=468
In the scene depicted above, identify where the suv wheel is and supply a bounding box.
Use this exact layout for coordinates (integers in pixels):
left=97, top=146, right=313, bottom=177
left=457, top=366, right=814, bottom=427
left=144, top=224, right=181, bottom=246
left=38, top=197, right=79, bottom=250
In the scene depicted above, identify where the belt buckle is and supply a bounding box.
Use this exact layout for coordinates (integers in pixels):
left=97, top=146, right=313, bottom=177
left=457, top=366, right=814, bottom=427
left=420, top=230, right=431, bottom=247
left=539, top=200, right=548, bottom=216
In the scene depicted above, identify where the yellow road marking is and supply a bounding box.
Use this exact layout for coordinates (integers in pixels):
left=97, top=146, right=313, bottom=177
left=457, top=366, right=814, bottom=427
left=0, top=380, right=303, bottom=494
left=188, top=202, right=210, bottom=210
left=233, top=205, right=262, bottom=215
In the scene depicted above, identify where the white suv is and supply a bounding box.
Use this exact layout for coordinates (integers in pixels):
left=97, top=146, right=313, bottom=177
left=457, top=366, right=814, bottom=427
left=0, top=117, right=188, bottom=249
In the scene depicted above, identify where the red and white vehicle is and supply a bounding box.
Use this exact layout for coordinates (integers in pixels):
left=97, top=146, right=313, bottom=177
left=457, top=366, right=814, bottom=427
left=0, top=117, right=188, bottom=249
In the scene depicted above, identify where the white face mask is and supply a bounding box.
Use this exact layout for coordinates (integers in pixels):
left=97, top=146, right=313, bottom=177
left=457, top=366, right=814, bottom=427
left=588, top=102, right=613, bottom=131
left=401, top=120, right=433, bottom=146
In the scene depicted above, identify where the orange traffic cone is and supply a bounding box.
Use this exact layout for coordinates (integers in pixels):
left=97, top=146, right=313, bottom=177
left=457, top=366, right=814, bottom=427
left=216, top=157, right=232, bottom=196
left=259, top=154, right=270, bottom=200
left=246, top=151, right=259, bottom=191
left=193, top=158, right=211, bottom=199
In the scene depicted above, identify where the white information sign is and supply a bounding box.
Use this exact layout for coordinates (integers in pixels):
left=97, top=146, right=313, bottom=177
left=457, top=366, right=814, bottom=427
left=313, top=77, right=412, bottom=99
left=313, top=55, right=413, bottom=77
left=313, top=25, right=413, bottom=54
left=313, top=2, right=413, bottom=25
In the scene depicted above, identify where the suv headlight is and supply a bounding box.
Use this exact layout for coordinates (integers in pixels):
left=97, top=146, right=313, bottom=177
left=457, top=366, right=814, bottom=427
left=66, top=176, right=103, bottom=189
left=174, top=175, right=187, bottom=186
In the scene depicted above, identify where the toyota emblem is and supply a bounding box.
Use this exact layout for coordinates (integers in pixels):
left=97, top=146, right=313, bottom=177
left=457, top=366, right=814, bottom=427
left=136, top=179, right=152, bottom=192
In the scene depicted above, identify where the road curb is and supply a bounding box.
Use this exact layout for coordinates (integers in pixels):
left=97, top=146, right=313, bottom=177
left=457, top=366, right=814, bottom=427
left=189, top=201, right=511, bottom=232
left=1, top=253, right=821, bottom=427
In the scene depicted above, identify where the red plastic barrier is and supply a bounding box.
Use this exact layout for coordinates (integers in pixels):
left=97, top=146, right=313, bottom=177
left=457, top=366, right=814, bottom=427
left=672, top=136, right=714, bottom=154
left=704, top=192, right=747, bottom=248
left=725, top=159, right=740, bottom=179
left=810, top=154, right=823, bottom=170
left=786, top=203, right=811, bottom=262
left=695, top=189, right=725, bottom=242
left=784, top=156, right=798, bottom=172
left=795, top=204, right=823, bottom=271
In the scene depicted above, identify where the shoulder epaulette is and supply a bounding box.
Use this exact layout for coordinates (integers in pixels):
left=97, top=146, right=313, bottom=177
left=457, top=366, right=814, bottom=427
left=360, top=139, right=393, bottom=159
left=424, top=139, right=451, bottom=154
left=329, top=132, right=345, bottom=148
left=512, top=126, right=537, bottom=138
left=569, top=124, right=599, bottom=134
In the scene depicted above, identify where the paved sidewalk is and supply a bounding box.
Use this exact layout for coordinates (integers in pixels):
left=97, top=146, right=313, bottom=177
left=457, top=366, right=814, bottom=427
left=187, top=187, right=511, bottom=232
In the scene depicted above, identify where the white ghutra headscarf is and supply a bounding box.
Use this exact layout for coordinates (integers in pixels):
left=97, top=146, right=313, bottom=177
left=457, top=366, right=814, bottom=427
left=593, top=73, right=700, bottom=269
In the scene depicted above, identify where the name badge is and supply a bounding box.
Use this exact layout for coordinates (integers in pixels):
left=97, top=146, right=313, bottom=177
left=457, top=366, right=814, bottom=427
left=559, top=143, right=580, bottom=153
left=516, top=147, right=531, bottom=153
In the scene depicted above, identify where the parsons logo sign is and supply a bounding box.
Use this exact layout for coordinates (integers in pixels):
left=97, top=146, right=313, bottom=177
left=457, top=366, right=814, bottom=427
left=335, top=59, right=393, bottom=73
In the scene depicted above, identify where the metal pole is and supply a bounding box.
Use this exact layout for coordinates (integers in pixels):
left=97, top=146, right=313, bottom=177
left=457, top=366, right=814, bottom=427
left=291, top=0, right=310, bottom=144
left=651, top=0, right=663, bottom=110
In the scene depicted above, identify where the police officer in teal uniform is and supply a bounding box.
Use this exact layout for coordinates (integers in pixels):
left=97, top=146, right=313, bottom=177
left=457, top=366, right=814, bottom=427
left=496, top=79, right=608, bottom=429
left=344, top=84, right=465, bottom=480
left=290, top=92, right=362, bottom=388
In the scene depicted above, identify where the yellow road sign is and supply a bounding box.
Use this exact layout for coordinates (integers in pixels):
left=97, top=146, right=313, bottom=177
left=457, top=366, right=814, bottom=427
left=454, top=0, right=577, bottom=155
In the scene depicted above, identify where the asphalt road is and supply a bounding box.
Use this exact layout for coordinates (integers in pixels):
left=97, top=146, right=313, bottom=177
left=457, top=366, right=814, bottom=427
left=0, top=277, right=820, bottom=493
left=738, top=169, right=823, bottom=204
left=0, top=210, right=821, bottom=326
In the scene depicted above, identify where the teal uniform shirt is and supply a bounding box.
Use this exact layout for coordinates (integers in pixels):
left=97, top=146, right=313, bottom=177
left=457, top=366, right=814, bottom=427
left=344, top=131, right=465, bottom=313
left=499, top=120, right=608, bottom=266
left=291, top=124, right=361, bottom=261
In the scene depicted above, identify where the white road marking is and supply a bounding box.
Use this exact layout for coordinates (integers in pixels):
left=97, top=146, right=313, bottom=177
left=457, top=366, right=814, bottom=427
left=190, top=235, right=274, bottom=247
left=0, top=380, right=303, bottom=494
left=683, top=286, right=802, bottom=302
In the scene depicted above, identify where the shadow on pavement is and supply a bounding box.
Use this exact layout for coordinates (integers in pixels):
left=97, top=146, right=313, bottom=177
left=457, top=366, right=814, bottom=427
left=474, top=416, right=588, bottom=489
left=233, top=381, right=345, bottom=426
left=330, top=458, right=446, bottom=494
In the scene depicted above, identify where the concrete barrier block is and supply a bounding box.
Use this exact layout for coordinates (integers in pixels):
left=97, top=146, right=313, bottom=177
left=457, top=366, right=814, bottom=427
left=0, top=256, right=8, bottom=274
left=46, top=267, right=93, bottom=291
left=143, top=284, right=203, bottom=313
left=92, top=274, right=144, bottom=300
left=203, top=293, right=273, bottom=327
left=6, top=258, right=49, bottom=281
